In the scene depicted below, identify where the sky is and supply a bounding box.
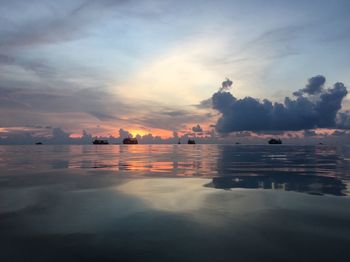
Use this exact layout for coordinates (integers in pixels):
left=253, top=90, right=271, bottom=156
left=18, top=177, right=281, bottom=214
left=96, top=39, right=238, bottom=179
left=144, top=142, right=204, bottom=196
left=1, top=0, right=350, bottom=144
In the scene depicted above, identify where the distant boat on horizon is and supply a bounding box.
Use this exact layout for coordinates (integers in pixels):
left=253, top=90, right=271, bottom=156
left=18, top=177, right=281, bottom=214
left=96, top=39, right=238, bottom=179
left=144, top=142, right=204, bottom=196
left=188, top=139, right=196, bottom=144
left=123, top=138, right=138, bottom=144
left=268, top=138, right=282, bottom=144
left=92, top=139, right=109, bottom=145
left=35, top=142, right=43, bottom=145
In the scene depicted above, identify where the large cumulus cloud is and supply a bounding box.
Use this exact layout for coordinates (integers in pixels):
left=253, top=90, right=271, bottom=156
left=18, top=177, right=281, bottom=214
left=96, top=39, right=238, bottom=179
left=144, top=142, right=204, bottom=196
left=212, top=75, right=348, bottom=133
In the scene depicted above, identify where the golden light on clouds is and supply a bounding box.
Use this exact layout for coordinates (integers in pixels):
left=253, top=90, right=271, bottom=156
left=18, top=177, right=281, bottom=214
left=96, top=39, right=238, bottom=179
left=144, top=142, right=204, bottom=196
left=129, top=129, right=148, bottom=137
left=114, top=38, right=227, bottom=106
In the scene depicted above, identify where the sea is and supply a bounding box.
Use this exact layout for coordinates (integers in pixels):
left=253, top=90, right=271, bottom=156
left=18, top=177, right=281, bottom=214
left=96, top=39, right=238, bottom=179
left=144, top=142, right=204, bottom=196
left=1, top=144, right=350, bottom=262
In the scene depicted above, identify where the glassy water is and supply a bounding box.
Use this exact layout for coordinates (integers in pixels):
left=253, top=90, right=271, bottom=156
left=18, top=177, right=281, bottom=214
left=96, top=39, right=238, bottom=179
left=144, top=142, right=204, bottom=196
left=1, top=145, right=350, bottom=261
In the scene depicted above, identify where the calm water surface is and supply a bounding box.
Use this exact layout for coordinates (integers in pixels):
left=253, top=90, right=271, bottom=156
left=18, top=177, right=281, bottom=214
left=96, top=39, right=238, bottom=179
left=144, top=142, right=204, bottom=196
left=1, top=145, right=350, bottom=261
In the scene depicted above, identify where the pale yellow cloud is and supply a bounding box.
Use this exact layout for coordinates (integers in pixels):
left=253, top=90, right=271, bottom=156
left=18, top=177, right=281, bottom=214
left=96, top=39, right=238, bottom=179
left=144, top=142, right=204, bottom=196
left=113, top=38, right=226, bottom=106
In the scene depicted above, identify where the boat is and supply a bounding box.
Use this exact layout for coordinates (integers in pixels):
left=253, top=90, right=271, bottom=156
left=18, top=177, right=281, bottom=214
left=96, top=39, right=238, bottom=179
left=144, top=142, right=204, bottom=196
left=92, top=139, right=109, bottom=145
left=188, top=139, right=196, bottom=144
left=35, top=142, right=43, bottom=145
left=178, top=139, right=181, bottom=144
left=268, top=138, right=282, bottom=144
left=123, top=138, right=138, bottom=144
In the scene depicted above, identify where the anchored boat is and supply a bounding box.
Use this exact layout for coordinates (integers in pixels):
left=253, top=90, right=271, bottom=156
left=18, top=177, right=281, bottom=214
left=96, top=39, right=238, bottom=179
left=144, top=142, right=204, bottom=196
left=123, top=138, right=138, bottom=144
left=268, top=138, right=282, bottom=144
left=92, top=139, right=109, bottom=145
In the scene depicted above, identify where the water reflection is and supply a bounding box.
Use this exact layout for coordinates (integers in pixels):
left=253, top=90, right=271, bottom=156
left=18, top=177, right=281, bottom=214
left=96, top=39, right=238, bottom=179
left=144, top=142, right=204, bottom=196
left=0, top=145, right=349, bottom=195
left=117, top=178, right=214, bottom=212
left=205, top=174, right=347, bottom=196
left=66, top=145, right=350, bottom=179
left=210, top=145, right=349, bottom=196
left=1, top=145, right=350, bottom=261
left=215, top=145, right=349, bottom=177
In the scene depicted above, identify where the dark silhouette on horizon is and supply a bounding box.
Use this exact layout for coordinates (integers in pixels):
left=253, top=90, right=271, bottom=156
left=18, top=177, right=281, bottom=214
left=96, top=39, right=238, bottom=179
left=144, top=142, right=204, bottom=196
left=123, top=137, right=138, bottom=144
left=268, top=138, right=282, bottom=144
left=92, top=139, right=109, bottom=145
left=188, top=139, right=196, bottom=144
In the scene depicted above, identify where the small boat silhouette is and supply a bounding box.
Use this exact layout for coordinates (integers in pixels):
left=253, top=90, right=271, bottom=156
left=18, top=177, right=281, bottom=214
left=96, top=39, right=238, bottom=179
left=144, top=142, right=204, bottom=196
left=268, top=138, right=282, bottom=144
left=92, top=139, right=109, bottom=145
left=35, top=142, right=43, bottom=145
left=188, top=139, right=196, bottom=144
left=123, top=138, right=138, bottom=144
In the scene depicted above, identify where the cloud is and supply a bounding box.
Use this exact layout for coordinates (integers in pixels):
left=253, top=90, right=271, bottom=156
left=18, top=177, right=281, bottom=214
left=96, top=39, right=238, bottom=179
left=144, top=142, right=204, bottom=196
left=219, top=78, right=233, bottom=92
left=0, top=54, right=15, bottom=64
left=118, top=128, right=132, bottom=138
left=293, top=75, right=326, bottom=96
left=50, top=127, right=71, bottom=143
left=303, top=130, right=317, bottom=137
left=0, top=126, right=70, bottom=144
left=212, top=75, right=349, bottom=133
left=160, top=110, right=188, bottom=117
left=192, top=124, right=203, bottom=133
left=337, top=111, right=350, bottom=129
left=0, top=0, right=129, bottom=50
left=88, top=111, right=119, bottom=121
left=0, top=82, right=214, bottom=135
left=194, top=98, right=212, bottom=109
left=130, top=105, right=213, bottom=132
left=0, top=85, right=133, bottom=133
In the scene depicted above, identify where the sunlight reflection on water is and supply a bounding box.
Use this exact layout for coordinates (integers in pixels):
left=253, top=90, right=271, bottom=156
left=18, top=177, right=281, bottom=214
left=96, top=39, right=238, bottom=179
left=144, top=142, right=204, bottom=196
left=1, top=145, right=350, bottom=178
left=1, top=145, right=350, bottom=261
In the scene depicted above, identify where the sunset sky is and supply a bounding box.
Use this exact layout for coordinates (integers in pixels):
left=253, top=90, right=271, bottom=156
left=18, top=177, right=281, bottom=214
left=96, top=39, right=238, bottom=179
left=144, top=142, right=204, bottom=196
left=1, top=0, right=350, bottom=142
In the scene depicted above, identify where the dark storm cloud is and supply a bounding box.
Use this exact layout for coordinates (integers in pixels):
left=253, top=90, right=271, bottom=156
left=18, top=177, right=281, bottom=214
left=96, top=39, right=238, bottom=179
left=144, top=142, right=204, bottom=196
left=293, top=75, right=326, bottom=96
left=337, top=111, right=350, bottom=129
left=194, top=98, right=212, bottom=109
left=194, top=79, right=232, bottom=109
left=219, top=78, right=233, bottom=92
left=192, top=124, right=203, bottom=133
left=212, top=75, right=349, bottom=133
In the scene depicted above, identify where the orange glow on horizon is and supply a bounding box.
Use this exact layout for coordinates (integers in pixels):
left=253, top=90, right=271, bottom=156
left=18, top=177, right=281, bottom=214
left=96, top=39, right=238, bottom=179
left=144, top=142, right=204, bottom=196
left=69, top=133, right=82, bottom=139
left=129, top=128, right=173, bottom=138
left=129, top=129, right=148, bottom=137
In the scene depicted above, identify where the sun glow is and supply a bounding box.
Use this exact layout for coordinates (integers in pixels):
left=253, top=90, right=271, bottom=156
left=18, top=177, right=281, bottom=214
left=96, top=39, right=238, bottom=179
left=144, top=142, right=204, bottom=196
left=128, top=128, right=174, bottom=138
left=129, top=129, right=148, bottom=137
left=113, top=38, right=226, bottom=106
